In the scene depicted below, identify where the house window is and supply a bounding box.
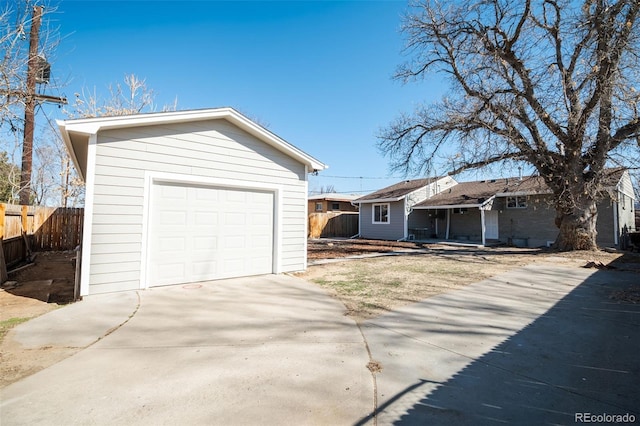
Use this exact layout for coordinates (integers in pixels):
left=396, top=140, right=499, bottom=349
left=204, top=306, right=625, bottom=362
left=315, top=202, right=323, bottom=212
left=507, top=196, right=527, bottom=209
left=373, top=203, right=389, bottom=224
left=331, top=202, right=340, bottom=210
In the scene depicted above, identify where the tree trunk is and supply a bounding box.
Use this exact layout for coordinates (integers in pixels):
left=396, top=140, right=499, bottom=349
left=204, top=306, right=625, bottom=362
left=554, top=198, right=599, bottom=251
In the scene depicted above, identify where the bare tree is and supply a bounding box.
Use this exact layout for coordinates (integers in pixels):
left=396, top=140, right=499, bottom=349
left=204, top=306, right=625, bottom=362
left=379, top=0, right=640, bottom=251
left=320, top=185, right=337, bottom=194
left=31, top=134, right=84, bottom=207
left=66, top=73, right=176, bottom=119
left=0, top=151, right=19, bottom=202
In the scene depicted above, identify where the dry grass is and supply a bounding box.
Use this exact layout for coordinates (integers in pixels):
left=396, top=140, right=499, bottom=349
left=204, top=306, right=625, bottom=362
left=298, top=242, right=635, bottom=322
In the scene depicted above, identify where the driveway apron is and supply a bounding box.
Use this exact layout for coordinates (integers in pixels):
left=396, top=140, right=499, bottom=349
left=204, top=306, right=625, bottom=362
left=1, top=275, right=372, bottom=425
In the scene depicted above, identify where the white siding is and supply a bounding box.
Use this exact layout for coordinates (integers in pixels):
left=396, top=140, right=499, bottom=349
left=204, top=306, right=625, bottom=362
left=88, top=119, right=307, bottom=294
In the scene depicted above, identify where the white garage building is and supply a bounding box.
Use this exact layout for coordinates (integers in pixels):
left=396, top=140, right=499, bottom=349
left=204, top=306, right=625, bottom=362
left=58, top=108, right=326, bottom=296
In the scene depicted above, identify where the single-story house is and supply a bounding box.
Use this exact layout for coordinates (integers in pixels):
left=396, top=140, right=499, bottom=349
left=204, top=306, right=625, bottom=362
left=409, top=169, right=636, bottom=247
left=353, top=176, right=457, bottom=240
left=308, top=193, right=359, bottom=213
left=58, top=107, right=326, bottom=296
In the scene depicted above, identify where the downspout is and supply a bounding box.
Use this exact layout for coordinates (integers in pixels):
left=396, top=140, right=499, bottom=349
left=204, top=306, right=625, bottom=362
left=399, top=197, right=409, bottom=241
left=480, top=208, right=486, bottom=247
left=613, top=198, right=619, bottom=246
left=446, top=208, right=451, bottom=239
left=405, top=198, right=411, bottom=240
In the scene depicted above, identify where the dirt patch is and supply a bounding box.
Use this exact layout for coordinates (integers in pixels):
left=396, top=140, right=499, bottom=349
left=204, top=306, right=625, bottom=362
left=308, top=239, right=424, bottom=260
left=1, top=251, right=77, bottom=388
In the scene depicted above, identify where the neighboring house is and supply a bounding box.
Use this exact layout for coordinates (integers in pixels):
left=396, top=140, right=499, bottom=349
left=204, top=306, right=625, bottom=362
left=353, top=176, right=457, bottom=241
left=307, top=194, right=359, bottom=238
left=410, top=169, right=636, bottom=247
left=58, top=108, right=326, bottom=296
left=308, top=194, right=359, bottom=213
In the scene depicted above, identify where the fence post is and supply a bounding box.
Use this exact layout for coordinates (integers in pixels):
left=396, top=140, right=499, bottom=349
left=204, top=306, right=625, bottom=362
left=21, top=205, right=28, bottom=233
left=0, top=239, right=7, bottom=284
left=0, top=204, right=5, bottom=239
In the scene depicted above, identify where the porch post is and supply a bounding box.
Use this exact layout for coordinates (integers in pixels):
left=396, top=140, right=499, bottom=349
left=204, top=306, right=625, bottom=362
left=445, top=209, right=451, bottom=239
left=480, top=208, right=486, bottom=246
left=613, top=199, right=619, bottom=246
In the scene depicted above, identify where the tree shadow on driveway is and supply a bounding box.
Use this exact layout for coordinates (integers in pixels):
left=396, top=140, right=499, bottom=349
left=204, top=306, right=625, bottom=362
left=356, top=263, right=640, bottom=425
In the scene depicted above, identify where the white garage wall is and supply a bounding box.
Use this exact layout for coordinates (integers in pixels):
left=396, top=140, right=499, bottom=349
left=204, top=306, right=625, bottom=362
left=87, top=119, right=308, bottom=294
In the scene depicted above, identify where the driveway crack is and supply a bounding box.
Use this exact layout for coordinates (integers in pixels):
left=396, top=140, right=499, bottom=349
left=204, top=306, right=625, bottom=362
left=355, top=320, right=379, bottom=426
left=87, top=291, right=141, bottom=348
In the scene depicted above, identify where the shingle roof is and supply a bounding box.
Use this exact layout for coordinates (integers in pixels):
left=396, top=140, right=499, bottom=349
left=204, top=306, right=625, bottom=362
left=355, top=178, right=439, bottom=203
left=414, top=176, right=549, bottom=208
left=308, top=193, right=360, bottom=202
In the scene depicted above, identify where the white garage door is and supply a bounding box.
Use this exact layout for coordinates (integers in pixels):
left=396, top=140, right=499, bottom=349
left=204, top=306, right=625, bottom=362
left=148, top=182, right=274, bottom=287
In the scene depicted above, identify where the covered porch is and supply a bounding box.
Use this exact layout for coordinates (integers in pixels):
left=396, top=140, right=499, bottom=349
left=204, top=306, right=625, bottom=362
left=409, top=197, right=500, bottom=247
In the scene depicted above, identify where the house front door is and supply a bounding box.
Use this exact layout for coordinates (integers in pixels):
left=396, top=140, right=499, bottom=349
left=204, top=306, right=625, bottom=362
left=485, top=210, right=499, bottom=239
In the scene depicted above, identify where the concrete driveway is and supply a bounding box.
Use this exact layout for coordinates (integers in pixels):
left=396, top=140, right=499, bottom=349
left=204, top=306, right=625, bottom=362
left=357, top=264, right=640, bottom=425
left=2, top=264, right=638, bottom=426
left=0, top=275, right=372, bottom=425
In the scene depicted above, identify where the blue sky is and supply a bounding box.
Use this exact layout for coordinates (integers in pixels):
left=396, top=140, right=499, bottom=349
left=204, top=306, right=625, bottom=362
left=42, top=0, right=451, bottom=194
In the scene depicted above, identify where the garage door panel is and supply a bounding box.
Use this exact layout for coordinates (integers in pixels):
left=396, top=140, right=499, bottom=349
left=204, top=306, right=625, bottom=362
left=224, top=212, right=246, bottom=226
left=252, top=235, right=271, bottom=249
left=194, top=187, right=219, bottom=201
left=160, top=184, right=188, bottom=199
left=191, top=260, right=218, bottom=279
left=156, top=262, right=186, bottom=286
left=158, top=211, right=187, bottom=226
left=158, top=236, right=186, bottom=252
left=148, top=182, right=274, bottom=287
left=225, top=190, right=247, bottom=203
left=193, top=235, right=217, bottom=251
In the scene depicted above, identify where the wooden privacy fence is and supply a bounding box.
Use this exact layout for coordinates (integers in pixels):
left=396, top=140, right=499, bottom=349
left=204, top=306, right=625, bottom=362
left=1, top=204, right=84, bottom=273
left=309, top=212, right=359, bottom=238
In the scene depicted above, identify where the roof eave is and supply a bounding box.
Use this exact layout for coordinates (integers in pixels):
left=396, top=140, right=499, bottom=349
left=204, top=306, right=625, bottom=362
left=496, top=190, right=553, bottom=196
left=56, top=120, right=87, bottom=181
left=413, top=203, right=483, bottom=209
left=354, top=196, right=405, bottom=204
left=57, top=108, right=327, bottom=174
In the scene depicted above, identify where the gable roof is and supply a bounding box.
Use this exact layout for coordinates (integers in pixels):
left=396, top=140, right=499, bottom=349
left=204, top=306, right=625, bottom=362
left=413, top=176, right=550, bottom=209
left=355, top=178, right=442, bottom=203
left=57, top=107, right=327, bottom=181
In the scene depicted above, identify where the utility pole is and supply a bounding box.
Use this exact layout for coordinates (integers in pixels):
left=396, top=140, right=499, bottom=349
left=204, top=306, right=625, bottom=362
left=18, top=5, right=67, bottom=205
left=18, top=5, right=43, bottom=205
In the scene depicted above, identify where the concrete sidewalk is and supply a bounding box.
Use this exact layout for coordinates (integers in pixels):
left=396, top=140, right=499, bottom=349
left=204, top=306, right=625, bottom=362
left=0, top=275, right=372, bottom=425
left=359, top=264, right=640, bottom=425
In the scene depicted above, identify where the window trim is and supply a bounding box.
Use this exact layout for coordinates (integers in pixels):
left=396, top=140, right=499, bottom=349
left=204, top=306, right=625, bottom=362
left=372, top=203, right=390, bottom=224
left=314, top=202, right=323, bottom=212
left=331, top=202, right=340, bottom=211
left=506, top=195, right=527, bottom=209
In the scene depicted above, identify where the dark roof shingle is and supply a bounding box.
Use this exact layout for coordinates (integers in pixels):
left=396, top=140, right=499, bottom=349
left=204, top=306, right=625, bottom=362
left=355, top=178, right=439, bottom=202
left=414, top=176, right=549, bottom=208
